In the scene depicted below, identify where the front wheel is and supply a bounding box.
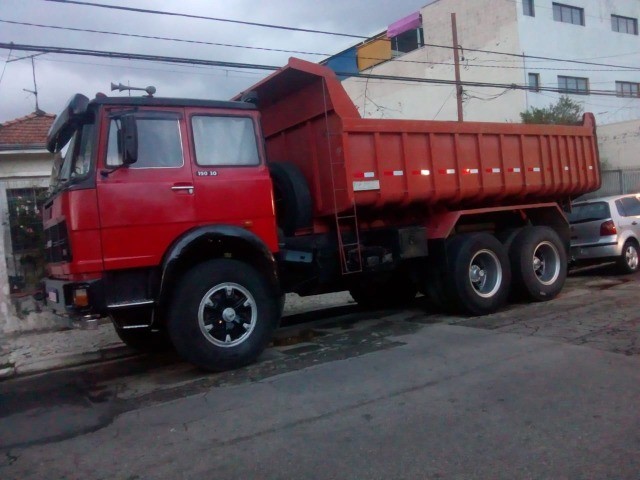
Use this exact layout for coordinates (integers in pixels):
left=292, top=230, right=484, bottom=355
left=617, top=240, right=639, bottom=274
left=167, top=259, right=278, bottom=372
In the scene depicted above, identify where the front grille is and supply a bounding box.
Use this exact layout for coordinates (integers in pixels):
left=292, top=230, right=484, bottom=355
left=44, top=220, right=72, bottom=263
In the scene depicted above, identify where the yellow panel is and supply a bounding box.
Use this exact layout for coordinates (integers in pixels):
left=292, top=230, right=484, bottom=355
left=357, top=39, right=391, bottom=71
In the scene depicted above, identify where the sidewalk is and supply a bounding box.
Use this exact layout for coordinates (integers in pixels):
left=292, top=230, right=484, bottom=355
left=0, top=322, right=132, bottom=379
left=0, top=292, right=354, bottom=380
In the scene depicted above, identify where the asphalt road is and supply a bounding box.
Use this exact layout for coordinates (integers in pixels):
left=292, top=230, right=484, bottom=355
left=1, top=268, right=639, bottom=479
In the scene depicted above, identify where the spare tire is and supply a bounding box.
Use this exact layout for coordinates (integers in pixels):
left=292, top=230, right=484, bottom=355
left=268, top=162, right=313, bottom=236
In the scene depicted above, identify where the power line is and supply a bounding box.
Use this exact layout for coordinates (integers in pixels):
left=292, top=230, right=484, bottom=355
left=0, top=19, right=329, bottom=58
left=40, top=1, right=639, bottom=70
left=0, top=42, right=633, bottom=98
left=43, top=0, right=368, bottom=39
left=4, top=18, right=639, bottom=73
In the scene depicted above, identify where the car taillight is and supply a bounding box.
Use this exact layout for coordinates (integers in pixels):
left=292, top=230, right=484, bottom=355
left=600, top=220, right=617, bottom=236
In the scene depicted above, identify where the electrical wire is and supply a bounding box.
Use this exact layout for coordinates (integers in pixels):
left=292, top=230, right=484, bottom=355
left=43, top=0, right=368, bottom=39
left=3, top=18, right=639, bottom=74
left=1, top=41, right=633, bottom=98
left=39, top=0, right=640, bottom=70
left=0, top=19, right=328, bottom=57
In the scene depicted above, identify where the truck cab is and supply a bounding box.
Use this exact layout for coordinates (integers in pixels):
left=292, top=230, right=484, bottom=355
left=44, top=93, right=281, bottom=353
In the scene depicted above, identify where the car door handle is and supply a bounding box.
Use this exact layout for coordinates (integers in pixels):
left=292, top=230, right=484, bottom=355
left=633, top=221, right=638, bottom=225
left=171, top=185, right=194, bottom=194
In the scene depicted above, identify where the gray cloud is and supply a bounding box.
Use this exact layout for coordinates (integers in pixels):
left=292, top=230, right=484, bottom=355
left=0, top=0, right=427, bottom=122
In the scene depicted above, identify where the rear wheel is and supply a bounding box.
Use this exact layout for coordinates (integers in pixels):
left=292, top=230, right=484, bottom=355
left=446, top=233, right=510, bottom=315
left=509, top=226, right=566, bottom=301
left=617, top=239, right=639, bottom=274
left=167, top=259, right=278, bottom=371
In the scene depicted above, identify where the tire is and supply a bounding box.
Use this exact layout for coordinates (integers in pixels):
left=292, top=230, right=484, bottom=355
left=617, top=239, right=640, bottom=274
left=113, top=325, right=173, bottom=353
left=268, top=162, right=313, bottom=236
left=167, top=259, right=278, bottom=372
left=349, top=273, right=417, bottom=309
left=446, top=233, right=511, bottom=315
left=496, top=227, right=523, bottom=251
left=509, top=226, right=567, bottom=302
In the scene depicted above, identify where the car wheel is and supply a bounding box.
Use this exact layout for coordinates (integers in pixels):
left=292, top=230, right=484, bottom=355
left=617, top=240, right=640, bottom=274
left=509, top=226, right=567, bottom=302
left=167, top=259, right=278, bottom=371
left=446, top=233, right=511, bottom=315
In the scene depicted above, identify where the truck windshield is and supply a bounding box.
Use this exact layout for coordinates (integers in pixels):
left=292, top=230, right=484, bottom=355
left=49, top=123, right=95, bottom=192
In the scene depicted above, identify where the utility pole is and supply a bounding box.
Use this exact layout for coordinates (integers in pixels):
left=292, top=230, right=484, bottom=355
left=451, top=13, right=463, bottom=122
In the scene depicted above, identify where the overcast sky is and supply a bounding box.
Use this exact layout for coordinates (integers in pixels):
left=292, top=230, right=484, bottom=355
left=0, top=0, right=429, bottom=122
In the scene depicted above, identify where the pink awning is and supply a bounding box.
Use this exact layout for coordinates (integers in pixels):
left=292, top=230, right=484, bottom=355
left=387, top=12, right=422, bottom=38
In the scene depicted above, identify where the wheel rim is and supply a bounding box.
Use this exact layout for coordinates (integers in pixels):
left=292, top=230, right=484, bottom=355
left=468, top=249, right=502, bottom=298
left=198, top=282, right=257, bottom=348
left=532, top=241, right=561, bottom=286
left=625, top=244, right=639, bottom=270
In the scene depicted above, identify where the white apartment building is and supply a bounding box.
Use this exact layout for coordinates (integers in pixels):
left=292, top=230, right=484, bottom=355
left=327, top=0, right=640, bottom=130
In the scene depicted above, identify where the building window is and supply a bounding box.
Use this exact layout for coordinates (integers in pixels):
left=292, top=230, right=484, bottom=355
left=528, top=73, right=540, bottom=91
left=612, top=15, right=638, bottom=35
left=523, top=0, right=535, bottom=17
left=391, top=28, right=424, bottom=55
left=553, top=3, right=584, bottom=26
left=616, top=81, right=640, bottom=97
left=558, top=76, right=589, bottom=94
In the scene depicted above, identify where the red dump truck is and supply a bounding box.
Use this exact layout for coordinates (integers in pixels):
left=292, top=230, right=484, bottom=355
left=42, top=58, right=600, bottom=371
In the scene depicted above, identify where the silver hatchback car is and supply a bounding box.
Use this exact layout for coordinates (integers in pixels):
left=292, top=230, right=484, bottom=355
left=569, top=194, right=640, bottom=273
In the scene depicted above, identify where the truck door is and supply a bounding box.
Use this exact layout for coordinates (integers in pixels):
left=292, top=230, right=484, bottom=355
left=187, top=110, right=278, bottom=251
left=96, top=109, right=196, bottom=270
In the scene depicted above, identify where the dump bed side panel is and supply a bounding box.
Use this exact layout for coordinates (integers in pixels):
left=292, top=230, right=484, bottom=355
left=236, top=58, right=600, bottom=220
left=342, top=116, right=599, bottom=212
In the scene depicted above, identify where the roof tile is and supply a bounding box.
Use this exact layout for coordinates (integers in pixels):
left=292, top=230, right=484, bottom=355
left=0, top=111, right=56, bottom=148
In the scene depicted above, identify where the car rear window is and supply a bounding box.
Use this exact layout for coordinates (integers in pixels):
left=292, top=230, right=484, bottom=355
left=568, top=202, right=611, bottom=223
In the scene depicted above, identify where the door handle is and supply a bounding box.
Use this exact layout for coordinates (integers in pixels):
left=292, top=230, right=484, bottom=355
left=632, top=221, right=638, bottom=226
left=171, top=185, right=194, bottom=194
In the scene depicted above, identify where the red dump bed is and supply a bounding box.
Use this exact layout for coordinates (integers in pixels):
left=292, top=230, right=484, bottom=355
left=236, top=58, right=600, bottom=218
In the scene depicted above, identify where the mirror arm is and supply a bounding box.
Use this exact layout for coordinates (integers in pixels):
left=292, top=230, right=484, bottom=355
left=100, top=164, right=128, bottom=178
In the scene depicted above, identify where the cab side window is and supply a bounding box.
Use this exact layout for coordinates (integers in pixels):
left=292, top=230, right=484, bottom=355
left=191, top=116, right=260, bottom=166
left=106, top=117, right=183, bottom=168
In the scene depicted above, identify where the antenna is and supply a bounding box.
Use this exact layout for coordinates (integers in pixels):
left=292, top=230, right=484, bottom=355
left=110, top=82, right=156, bottom=97
left=22, top=56, right=41, bottom=113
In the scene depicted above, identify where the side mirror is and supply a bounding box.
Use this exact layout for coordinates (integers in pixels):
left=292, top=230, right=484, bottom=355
left=120, top=114, right=138, bottom=164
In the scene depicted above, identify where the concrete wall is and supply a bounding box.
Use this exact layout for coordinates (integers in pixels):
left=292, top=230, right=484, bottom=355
left=342, top=0, right=526, bottom=122
left=341, top=0, right=639, bottom=126
left=597, top=119, right=640, bottom=169
left=0, top=150, right=56, bottom=333
left=518, top=0, right=640, bottom=125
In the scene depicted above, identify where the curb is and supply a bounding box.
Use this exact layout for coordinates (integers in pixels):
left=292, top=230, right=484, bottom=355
left=0, top=345, right=138, bottom=381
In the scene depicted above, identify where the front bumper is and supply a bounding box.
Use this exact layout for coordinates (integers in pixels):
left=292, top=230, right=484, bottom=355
left=43, top=277, right=106, bottom=317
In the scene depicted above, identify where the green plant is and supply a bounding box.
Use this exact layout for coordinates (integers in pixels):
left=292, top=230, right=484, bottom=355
left=520, top=96, right=583, bottom=125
